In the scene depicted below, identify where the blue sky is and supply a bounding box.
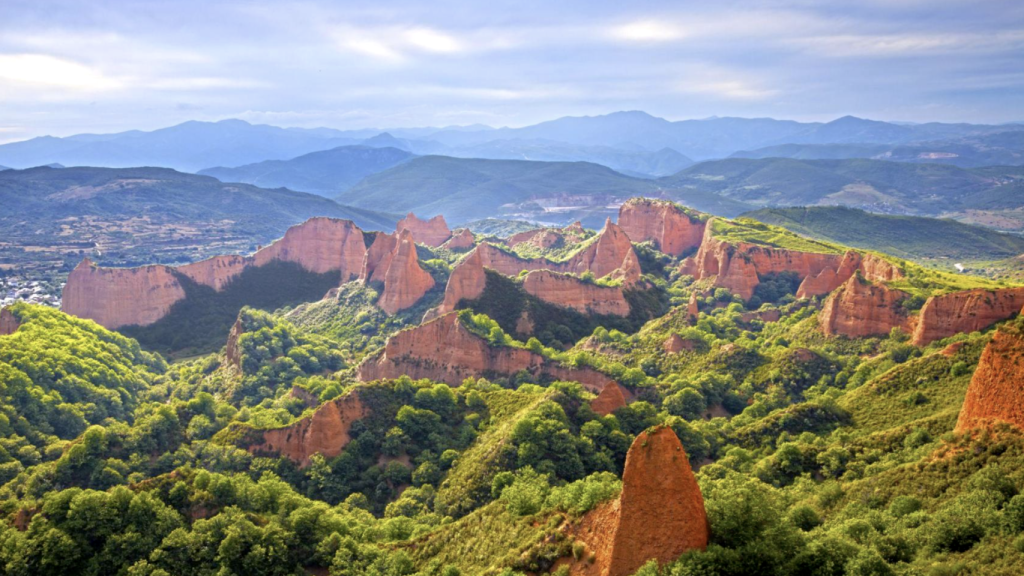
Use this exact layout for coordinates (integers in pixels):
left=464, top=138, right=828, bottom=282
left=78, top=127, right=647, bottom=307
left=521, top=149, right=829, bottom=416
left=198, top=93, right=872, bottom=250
left=0, top=0, right=1022, bottom=142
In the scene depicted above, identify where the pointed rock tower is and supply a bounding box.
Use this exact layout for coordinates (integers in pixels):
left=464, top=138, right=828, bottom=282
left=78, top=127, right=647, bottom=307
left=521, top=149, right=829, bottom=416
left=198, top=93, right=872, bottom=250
left=377, top=230, right=436, bottom=314
left=956, top=315, right=1024, bottom=433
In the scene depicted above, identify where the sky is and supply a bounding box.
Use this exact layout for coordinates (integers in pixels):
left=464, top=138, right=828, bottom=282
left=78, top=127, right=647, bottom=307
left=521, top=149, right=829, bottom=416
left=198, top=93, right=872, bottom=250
left=0, top=0, right=1022, bottom=143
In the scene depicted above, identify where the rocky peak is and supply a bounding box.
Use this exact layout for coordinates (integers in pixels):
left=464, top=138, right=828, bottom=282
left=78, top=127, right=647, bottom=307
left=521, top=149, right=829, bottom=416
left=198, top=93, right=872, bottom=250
left=225, top=316, right=244, bottom=370
left=442, top=228, right=476, bottom=250
left=522, top=270, right=632, bottom=316
left=819, top=275, right=909, bottom=338
left=360, top=232, right=398, bottom=284
left=569, top=220, right=637, bottom=279
left=591, top=382, right=630, bottom=416
left=956, top=315, right=1024, bottom=433
left=569, top=426, right=708, bottom=576
left=396, top=212, right=452, bottom=247
left=911, top=287, right=1024, bottom=346
left=378, top=230, right=436, bottom=315
left=617, top=198, right=706, bottom=256
left=253, top=217, right=367, bottom=280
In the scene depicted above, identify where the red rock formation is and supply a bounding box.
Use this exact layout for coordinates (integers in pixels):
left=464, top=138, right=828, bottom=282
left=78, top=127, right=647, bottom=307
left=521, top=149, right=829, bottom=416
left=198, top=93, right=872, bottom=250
left=617, top=198, right=706, bottom=256
left=955, top=318, right=1024, bottom=433
left=225, top=317, right=244, bottom=370
left=426, top=247, right=490, bottom=320
left=819, top=275, right=909, bottom=338
left=253, top=217, right=366, bottom=279
left=567, top=220, right=637, bottom=279
left=62, top=217, right=368, bottom=329
left=522, top=271, right=631, bottom=316
left=591, top=382, right=630, bottom=416
left=911, top=287, right=1024, bottom=346
left=687, top=293, right=699, bottom=320
left=378, top=230, right=436, bottom=314
left=796, top=251, right=904, bottom=299
left=359, top=232, right=397, bottom=283
left=62, top=258, right=187, bottom=329
left=569, top=427, right=708, bottom=576
left=442, top=228, right=475, bottom=250
left=248, top=390, right=369, bottom=467
left=396, top=213, right=451, bottom=247
left=357, top=312, right=615, bottom=392
left=607, top=249, right=643, bottom=287
left=688, top=222, right=844, bottom=301
left=663, top=333, right=696, bottom=354
left=0, top=307, right=20, bottom=336
left=508, top=222, right=587, bottom=250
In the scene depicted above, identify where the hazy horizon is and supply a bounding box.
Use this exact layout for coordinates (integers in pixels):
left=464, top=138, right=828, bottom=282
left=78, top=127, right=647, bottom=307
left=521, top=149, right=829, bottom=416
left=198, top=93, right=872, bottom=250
left=2, top=0, right=1023, bottom=144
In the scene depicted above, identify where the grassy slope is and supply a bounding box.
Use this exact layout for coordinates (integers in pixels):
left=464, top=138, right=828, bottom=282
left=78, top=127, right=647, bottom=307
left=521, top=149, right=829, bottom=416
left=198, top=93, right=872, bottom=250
left=744, top=206, right=1024, bottom=263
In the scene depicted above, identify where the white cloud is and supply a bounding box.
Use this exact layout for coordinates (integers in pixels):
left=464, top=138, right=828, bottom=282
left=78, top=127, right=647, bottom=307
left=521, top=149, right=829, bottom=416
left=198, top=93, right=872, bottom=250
left=145, top=77, right=270, bottom=90
left=0, top=53, right=120, bottom=91
left=791, top=30, right=1024, bottom=57
left=405, top=28, right=462, bottom=53
left=610, top=20, right=686, bottom=43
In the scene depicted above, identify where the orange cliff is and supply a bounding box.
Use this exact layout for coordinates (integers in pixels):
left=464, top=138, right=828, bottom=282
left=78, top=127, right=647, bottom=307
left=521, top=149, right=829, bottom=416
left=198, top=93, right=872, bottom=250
left=955, top=316, right=1024, bottom=433
left=617, top=198, right=706, bottom=256
left=62, top=217, right=367, bottom=329
left=522, top=271, right=631, bottom=316
left=357, top=312, right=616, bottom=392
left=819, top=275, right=910, bottom=338
left=590, top=382, right=630, bottom=416
left=359, top=232, right=398, bottom=284
left=244, top=390, right=369, bottom=467
left=0, top=307, right=21, bottom=336
left=377, top=230, right=436, bottom=314
left=912, top=287, right=1024, bottom=346
left=442, top=228, right=476, bottom=250
left=396, top=213, right=452, bottom=247
left=426, top=223, right=640, bottom=320
left=567, top=426, right=708, bottom=576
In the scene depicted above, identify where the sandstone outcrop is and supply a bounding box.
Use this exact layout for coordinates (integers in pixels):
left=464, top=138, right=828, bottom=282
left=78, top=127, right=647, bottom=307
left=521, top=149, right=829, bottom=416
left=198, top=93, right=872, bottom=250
left=522, top=271, right=631, bottom=317
left=0, top=307, right=20, bottom=336
left=359, top=232, right=398, bottom=284
left=687, top=293, right=699, bottom=320
left=397, top=213, right=451, bottom=247
left=591, top=382, right=630, bottom=416
left=225, top=317, right=244, bottom=370
left=442, top=228, right=476, bottom=250
left=377, top=230, right=436, bottom=314
left=819, top=275, right=909, bottom=338
left=617, top=198, right=706, bottom=256
left=796, top=251, right=903, bottom=299
left=247, top=390, right=369, bottom=467
left=568, top=426, right=708, bottom=576
left=357, top=312, right=616, bottom=392
left=508, top=221, right=588, bottom=250
left=911, top=287, right=1024, bottom=346
left=252, top=217, right=366, bottom=279
left=955, top=317, right=1024, bottom=433
left=663, top=333, right=696, bottom=354
left=62, top=259, right=187, bottom=329
left=62, top=217, right=368, bottom=329
left=427, top=223, right=641, bottom=320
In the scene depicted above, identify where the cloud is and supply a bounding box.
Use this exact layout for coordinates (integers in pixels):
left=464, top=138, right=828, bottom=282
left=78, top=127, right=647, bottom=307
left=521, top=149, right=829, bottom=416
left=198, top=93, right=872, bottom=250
left=333, top=25, right=466, bottom=62
left=405, top=28, right=462, bottom=53
left=791, top=30, right=1024, bottom=57
left=609, top=20, right=686, bottom=43
left=0, top=53, right=120, bottom=91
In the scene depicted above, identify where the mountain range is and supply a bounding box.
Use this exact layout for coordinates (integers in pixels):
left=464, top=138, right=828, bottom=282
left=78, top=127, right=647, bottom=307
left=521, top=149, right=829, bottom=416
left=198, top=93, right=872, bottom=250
left=4, top=111, right=1023, bottom=177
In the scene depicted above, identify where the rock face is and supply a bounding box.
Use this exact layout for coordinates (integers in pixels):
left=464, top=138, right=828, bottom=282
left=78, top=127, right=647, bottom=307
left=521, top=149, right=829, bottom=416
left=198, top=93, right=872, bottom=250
left=428, top=223, right=640, bottom=321
left=955, top=317, right=1024, bottom=433
left=617, top=198, right=706, bottom=256
left=796, top=251, right=903, bottom=299
left=0, top=307, right=20, bottom=336
left=225, top=317, right=244, bottom=370
left=569, top=427, right=708, bottom=576
left=357, top=312, right=616, bottom=392
left=819, top=275, right=909, bottom=338
left=591, top=382, right=630, bottom=416
left=62, top=217, right=367, bottom=329
left=62, top=258, right=187, bottom=329
left=396, top=213, right=451, bottom=247
left=911, top=288, right=1024, bottom=346
left=377, top=230, right=436, bottom=314
left=508, top=221, right=587, bottom=250
left=359, top=232, right=398, bottom=284
left=442, top=229, right=475, bottom=250
left=253, top=217, right=366, bottom=279
left=522, top=271, right=631, bottom=316
left=248, top=391, right=369, bottom=467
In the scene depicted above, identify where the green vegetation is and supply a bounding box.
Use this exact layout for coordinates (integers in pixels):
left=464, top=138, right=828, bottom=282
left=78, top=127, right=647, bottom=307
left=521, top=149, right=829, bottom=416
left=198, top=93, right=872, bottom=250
left=746, top=206, right=1024, bottom=266
left=709, top=217, right=845, bottom=254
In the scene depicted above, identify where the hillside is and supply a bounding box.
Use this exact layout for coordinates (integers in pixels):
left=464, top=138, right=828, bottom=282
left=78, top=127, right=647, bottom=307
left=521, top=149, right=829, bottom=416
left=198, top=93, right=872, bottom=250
left=661, top=157, right=1024, bottom=216
left=199, top=145, right=415, bottom=197
left=8, top=197, right=1024, bottom=574
left=0, top=166, right=396, bottom=279
left=338, top=156, right=659, bottom=224
left=745, top=206, right=1024, bottom=265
